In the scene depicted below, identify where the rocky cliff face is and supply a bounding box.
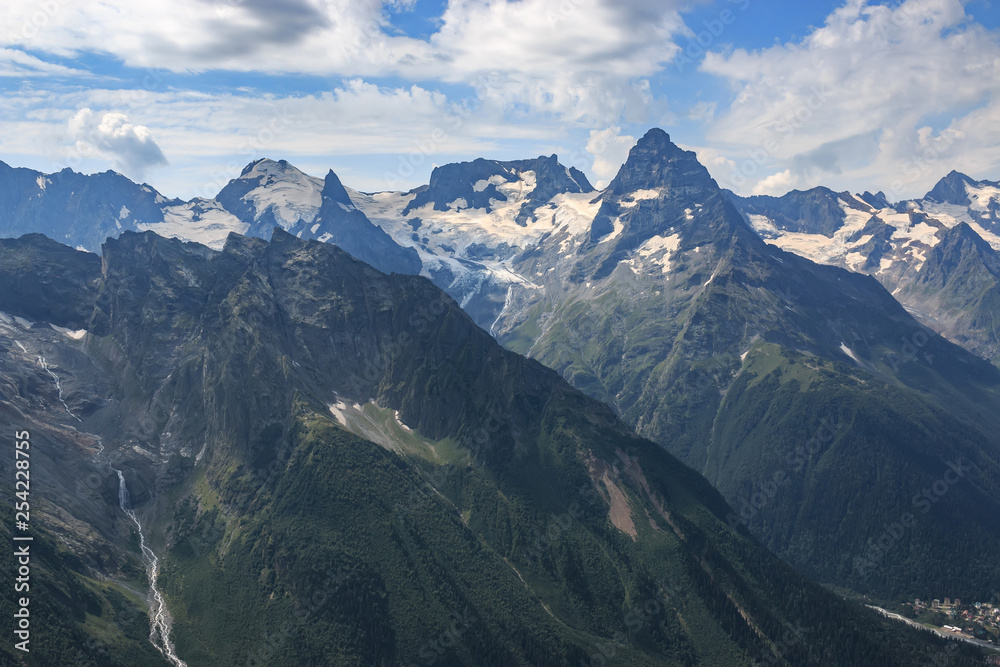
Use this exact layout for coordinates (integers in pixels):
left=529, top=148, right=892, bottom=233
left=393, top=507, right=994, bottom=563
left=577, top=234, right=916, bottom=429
left=899, top=222, right=1000, bottom=363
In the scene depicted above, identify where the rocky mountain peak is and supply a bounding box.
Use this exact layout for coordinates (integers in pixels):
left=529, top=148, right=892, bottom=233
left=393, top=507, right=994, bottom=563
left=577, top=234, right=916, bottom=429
left=604, top=128, right=715, bottom=198
left=858, top=190, right=891, bottom=209
left=401, top=154, right=593, bottom=225
left=924, top=170, right=975, bottom=205
left=321, top=168, right=356, bottom=209
left=930, top=221, right=1000, bottom=274
left=577, top=129, right=760, bottom=281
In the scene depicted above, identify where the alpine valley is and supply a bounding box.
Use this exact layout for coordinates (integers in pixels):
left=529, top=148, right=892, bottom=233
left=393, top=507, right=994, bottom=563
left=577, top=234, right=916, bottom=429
left=2, top=130, right=1000, bottom=666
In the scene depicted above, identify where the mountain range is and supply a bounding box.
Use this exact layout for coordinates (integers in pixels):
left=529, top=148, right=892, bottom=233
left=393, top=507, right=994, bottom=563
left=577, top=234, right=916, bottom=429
left=4, top=231, right=988, bottom=665
left=727, top=170, right=1000, bottom=364
left=3, top=132, right=1000, bottom=664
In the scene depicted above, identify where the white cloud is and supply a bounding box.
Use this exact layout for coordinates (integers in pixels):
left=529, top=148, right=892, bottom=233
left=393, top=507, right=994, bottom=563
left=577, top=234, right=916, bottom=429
left=0, top=47, right=88, bottom=77
left=752, top=169, right=795, bottom=196
left=422, top=0, right=684, bottom=123
left=0, top=0, right=685, bottom=125
left=586, top=126, right=635, bottom=188
left=6, top=0, right=997, bottom=203
left=67, top=108, right=168, bottom=179
left=686, top=101, right=716, bottom=122
left=679, top=143, right=736, bottom=181
left=0, top=80, right=578, bottom=198
left=701, top=0, right=1000, bottom=198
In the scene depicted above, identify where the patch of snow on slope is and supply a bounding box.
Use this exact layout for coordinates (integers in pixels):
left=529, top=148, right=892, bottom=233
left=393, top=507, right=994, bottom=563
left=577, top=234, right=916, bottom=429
left=49, top=324, right=87, bottom=340
left=394, top=411, right=412, bottom=432
left=119, top=205, right=130, bottom=219
left=599, top=216, right=625, bottom=244
left=840, top=343, right=860, bottom=364
left=549, top=192, right=602, bottom=236
left=845, top=252, right=867, bottom=271
left=495, top=170, right=537, bottom=204
left=36, top=175, right=47, bottom=191
left=619, top=188, right=661, bottom=208
left=636, top=233, right=681, bottom=274
left=966, top=182, right=1000, bottom=213
left=473, top=174, right=508, bottom=192
left=140, top=199, right=248, bottom=250
left=747, top=214, right=778, bottom=234
left=328, top=402, right=347, bottom=426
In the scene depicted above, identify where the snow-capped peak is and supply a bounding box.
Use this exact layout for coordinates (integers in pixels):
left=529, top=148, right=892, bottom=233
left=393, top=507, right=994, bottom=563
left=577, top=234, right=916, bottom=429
left=221, top=158, right=325, bottom=230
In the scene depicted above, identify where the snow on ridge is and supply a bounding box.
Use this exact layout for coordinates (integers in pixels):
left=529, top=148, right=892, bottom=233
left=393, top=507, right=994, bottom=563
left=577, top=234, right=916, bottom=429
left=139, top=200, right=248, bottom=250
left=36, top=175, right=47, bottom=191
left=965, top=181, right=1000, bottom=213
left=350, top=176, right=591, bottom=260
left=758, top=191, right=1000, bottom=276
left=763, top=201, right=922, bottom=268
left=243, top=166, right=324, bottom=229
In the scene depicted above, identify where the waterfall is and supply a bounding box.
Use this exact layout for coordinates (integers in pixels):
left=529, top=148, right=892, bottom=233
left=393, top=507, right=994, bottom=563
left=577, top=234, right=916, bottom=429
left=113, top=468, right=187, bottom=667
left=36, top=354, right=81, bottom=422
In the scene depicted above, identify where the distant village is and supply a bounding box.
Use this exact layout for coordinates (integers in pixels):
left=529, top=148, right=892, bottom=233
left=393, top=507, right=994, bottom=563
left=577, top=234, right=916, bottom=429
left=901, top=597, right=1000, bottom=645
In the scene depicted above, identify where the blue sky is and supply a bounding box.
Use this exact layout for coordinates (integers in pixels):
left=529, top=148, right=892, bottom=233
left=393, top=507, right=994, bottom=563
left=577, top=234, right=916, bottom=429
left=1, top=0, right=998, bottom=201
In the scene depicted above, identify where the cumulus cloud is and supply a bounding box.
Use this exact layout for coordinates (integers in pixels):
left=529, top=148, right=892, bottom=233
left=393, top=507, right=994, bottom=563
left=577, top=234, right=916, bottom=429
left=0, top=0, right=685, bottom=125
left=423, top=0, right=684, bottom=123
left=752, top=169, right=795, bottom=196
left=701, top=0, right=1000, bottom=197
left=586, top=127, right=635, bottom=188
left=67, top=109, right=168, bottom=179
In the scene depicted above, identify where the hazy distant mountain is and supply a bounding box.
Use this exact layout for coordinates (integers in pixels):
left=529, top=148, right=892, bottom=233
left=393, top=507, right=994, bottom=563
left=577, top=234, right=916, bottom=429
left=0, top=157, right=420, bottom=276
left=728, top=171, right=1000, bottom=364
left=0, top=160, right=176, bottom=250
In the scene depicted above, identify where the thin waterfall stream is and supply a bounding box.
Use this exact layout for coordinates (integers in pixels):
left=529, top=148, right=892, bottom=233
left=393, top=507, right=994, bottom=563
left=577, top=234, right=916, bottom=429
left=113, top=468, right=187, bottom=667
